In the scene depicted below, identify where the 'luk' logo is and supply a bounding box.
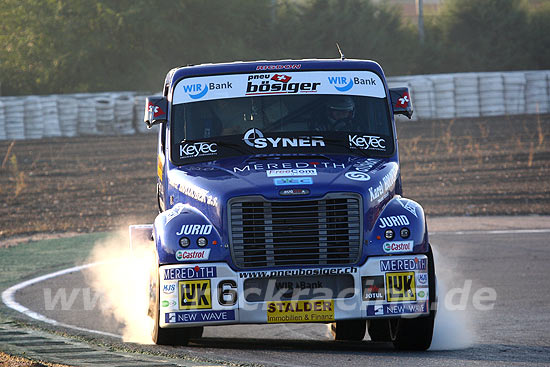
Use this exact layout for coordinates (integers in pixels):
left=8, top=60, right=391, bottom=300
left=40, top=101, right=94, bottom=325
left=183, top=83, right=209, bottom=100
left=242, top=128, right=325, bottom=149
left=180, top=142, right=217, bottom=158
left=246, top=74, right=320, bottom=95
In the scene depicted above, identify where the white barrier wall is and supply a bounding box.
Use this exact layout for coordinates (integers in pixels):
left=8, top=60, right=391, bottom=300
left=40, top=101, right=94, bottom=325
left=387, top=69, right=549, bottom=122
left=0, top=70, right=549, bottom=140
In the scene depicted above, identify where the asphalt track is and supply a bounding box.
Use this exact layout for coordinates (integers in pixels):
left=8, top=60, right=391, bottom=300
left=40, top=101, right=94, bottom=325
left=4, top=217, right=550, bottom=366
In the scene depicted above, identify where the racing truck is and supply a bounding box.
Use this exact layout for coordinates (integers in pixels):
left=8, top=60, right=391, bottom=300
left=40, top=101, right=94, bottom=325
left=131, top=58, right=437, bottom=350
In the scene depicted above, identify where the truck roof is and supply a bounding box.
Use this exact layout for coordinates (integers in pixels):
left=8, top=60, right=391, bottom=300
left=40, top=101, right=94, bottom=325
left=165, top=59, right=386, bottom=94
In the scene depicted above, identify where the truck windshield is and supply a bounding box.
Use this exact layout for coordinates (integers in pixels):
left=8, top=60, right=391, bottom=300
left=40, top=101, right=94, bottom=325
left=170, top=70, right=394, bottom=164
left=172, top=94, right=390, bottom=141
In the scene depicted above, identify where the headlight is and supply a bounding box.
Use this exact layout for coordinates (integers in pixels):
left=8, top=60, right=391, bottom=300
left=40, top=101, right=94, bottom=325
left=179, top=237, right=190, bottom=247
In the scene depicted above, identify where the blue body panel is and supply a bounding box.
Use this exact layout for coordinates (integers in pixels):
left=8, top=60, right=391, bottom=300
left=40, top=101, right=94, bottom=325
left=153, top=59, right=427, bottom=269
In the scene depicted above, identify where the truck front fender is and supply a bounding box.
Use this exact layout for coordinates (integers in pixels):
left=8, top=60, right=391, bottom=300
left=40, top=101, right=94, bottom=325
left=365, top=196, right=428, bottom=256
left=153, top=203, right=224, bottom=265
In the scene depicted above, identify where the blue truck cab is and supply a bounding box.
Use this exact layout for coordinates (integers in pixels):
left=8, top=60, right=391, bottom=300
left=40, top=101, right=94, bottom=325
left=133, top=59, right=437, bottom=350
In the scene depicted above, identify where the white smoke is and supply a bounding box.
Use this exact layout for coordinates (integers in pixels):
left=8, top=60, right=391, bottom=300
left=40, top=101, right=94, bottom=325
left=85, top=228, right=155, bottom=344
left=429, top=247, right=476, bottom=350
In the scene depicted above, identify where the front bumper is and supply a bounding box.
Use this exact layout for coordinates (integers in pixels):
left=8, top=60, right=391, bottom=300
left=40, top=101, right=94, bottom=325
left=158, top=254, right=430, bottom=328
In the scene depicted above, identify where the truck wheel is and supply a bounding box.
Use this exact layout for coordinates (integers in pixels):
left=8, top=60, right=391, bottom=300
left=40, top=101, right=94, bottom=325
left=151, top=270, right=203, bottom=345
left=367, top=319, right=391, bottom=342
left=330, top=320, right=366, bottom=341
left=389, top=246, right=437, bottom=351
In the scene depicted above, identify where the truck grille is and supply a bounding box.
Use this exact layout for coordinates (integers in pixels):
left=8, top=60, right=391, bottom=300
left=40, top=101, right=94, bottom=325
left=229, top=194, right=362, bottom=269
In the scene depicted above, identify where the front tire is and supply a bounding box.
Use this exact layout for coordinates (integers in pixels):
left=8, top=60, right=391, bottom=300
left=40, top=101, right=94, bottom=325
left=331, top=319, right=366, bottom=341
left=367, top=319, right=391, bottom=342
left=151, top=266, right=203, bottom=345
left=389, top=245, right=437, bottom=350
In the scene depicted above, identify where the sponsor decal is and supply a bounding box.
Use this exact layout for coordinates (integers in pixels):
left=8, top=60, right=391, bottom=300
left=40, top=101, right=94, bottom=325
left=328, top=75, right=378, bottom=92
left=369, top=181, right=385, bottom=203
left=353, top=159, right=379, bottom=172
left=378, top=215, right=410, bottom=228
left=348, top=135, right=386, bottom=151
left=274, top=280, right=324, bottom=291
left=273, top=177, right=313, bottom=185
left=279, top=188, right=310, bottom=196
left=175, top=249, right=211, bottom=261
left=148, top=102, right=165, bottom=118
left=345, top=171, right=370, bottom=181
left=242, top=128, right=325, bottom=149
left=267, top=300, right=334, bottom=323
left=239, top=267, right=358, bottom=279
left=180, top=142, right=217, bottom=159
left=165, top=203, right=188, bottom=224
left=368, top=165, right=398, bottom=203
left=208, top=81, right=232, bottom=90
left=417, top=273, right=428, bottom=286
left=362, top=276, right=385, bottom=301
left=267, top=169, right=317, bottom=177
left=397, top=198, right=418, bottom=218
left=163, top=284, right=177, bottom=294
left=271, top=74, right=291, bottom=83
left=176, top=224, right=213, bottom=236
left=234, top=161, right=344, bottom=173
left=166, top=310, right=235, bottom=324
left=164, top=266, right=217, bottom=281
left=417, top=290, right=427, bottom=300
left=396, top=92, right=410, bottom=108
left=179, top=279, right=211, bottom=310
left=380, top=257, right=426, bottom=272
left=367, top=302, right=428, bottom=316
left=386, top=272, right=416, bottom=302
left=385, top=302, right=427, bottom=315
left=246, top=74, right=320, bottom=95
left=383, top=240, right=414, bottom=254
left=174, top=182, right=218, bottom=207
left=256, top=64, right=302, bottom=71
left=328, top=76, right=354, bottom=92
left=182, top=83, right=209, bottom=100
left=161, top=299, right=177, bottom=308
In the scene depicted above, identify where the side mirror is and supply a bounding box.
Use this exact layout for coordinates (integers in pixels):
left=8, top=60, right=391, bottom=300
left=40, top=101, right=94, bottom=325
left=389, top=87, right=413, bottom=119
left=144, top=96, right=168, bottom=128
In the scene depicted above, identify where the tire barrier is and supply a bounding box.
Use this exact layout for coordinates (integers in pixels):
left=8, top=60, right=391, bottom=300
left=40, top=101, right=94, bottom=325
left=58, top=96, right=78, bottom=137
left=42, top=96, right=62, bottom=138
left=133, top=95, right=149, bottom=133
left=0, top=99, right=5, bottom=140
left=114, top=95, right=135, bottom=135
left=388, top=69, right=549, bottom=121
left=23, top=96, right=44, bottom=139
left=454, top=73, right=480, bottom=118
left=77, top=97, right=98, bottom=135
left=0, top=69, right=548, bottom=140
left=525, top=71, right=549, bottom=114
left=504, top=72, right=526, bottom=115
left=4, top=97, right=25, bottom=140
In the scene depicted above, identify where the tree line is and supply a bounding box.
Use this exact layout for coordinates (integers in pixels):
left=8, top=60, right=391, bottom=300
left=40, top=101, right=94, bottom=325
left=1, top=0, right=548, bottom=96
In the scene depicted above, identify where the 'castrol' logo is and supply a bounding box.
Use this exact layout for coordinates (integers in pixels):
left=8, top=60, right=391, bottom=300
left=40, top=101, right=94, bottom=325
left=175, top=249, right=211, bottom=261
left=383, top=240, right=414, bottom=253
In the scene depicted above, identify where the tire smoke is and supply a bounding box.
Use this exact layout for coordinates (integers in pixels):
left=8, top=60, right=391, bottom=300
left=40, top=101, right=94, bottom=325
left=85, top=229, right=155, bottom=344
left=429, top=247, right=475, bottom=350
